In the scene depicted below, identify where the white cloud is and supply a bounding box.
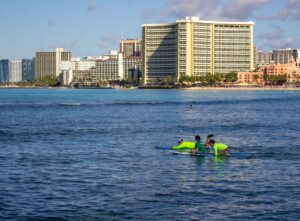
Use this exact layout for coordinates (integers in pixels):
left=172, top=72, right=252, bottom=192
left=257, top=26, right=298, bottom=49
left=160, top=0, right=271, bottom=20
left=259, top=0, right=300, bottom=20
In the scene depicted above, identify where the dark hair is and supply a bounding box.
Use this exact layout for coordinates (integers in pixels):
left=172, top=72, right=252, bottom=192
left=209, top=139, right=215, bottom=145
left=207, top=134, right=214, bottom=138
left=195, top=135, right=201, bottom=141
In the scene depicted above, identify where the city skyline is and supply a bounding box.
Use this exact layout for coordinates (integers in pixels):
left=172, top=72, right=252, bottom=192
left=0, top=0, right=300, bottom=59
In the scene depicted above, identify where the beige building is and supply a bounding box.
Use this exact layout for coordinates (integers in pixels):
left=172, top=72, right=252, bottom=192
left=120, top=39, right=141, bottom=57
left=35, top=48, right=71, bottom=79
left=142, top=16, right=254, bottom=84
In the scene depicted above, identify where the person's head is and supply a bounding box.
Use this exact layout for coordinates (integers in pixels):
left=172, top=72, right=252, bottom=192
left=195, top=135, right=201, bottom=142
left=178, top=139, right=183, bottom=144
left=207, top=134, right=214, bottom=139
left=208, top=139, right=215, bottom=146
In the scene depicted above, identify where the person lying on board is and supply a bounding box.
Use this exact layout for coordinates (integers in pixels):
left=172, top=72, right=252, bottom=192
left=208, top=140, right=230, bottom=156
left=191, top=135, right=205, bottom=154
left=205, top=134, right=214, bottom=153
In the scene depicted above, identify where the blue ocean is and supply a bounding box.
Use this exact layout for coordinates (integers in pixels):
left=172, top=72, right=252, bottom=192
left=0, top=89, right=299, bottom=221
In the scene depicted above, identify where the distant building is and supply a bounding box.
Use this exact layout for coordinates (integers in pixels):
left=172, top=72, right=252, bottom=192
left=9, top=61, right=22, bottom=82
left=123, top=56, right=141, bottom=80
left=22, top=59, right=35, bottom=81
left=0, top=59, right=10, bottom=82
left=292, top=49, right=300, bottom=67
left=237, top=71, right=264, bottom=84
left=120, top=39, right=141, bottom=57
left=256, top=51, right=273, bottom=65
left=273, top=48, right=293, bottom=64
left=142, top=16, right=254, bottom=84
left=59, top=60, right=96, bottom=85
left=90, top=53, right=122, bottom=81
left=264, top=63, right=289, bottom=76
left=253, top=45, right=257, bottom=68
left=286, top=59, right=300, bottom=83
left=71, top=52, right=123, bottom=86
left=35, top=48, right=72, bottom=79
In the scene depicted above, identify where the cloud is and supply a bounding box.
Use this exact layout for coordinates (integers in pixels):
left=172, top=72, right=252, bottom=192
left=259, top=0, right=300, bottom=20
left=257, top=26, right=283, bottom=40
left=257, top=26, right=298, bottom=49
left=160, top=0, right=272, bottom=21
left=97, top=33, right=119, bottom=50
left=267, top=37, right=298, bottom=49
left=87, top=0, right=100, bottom=12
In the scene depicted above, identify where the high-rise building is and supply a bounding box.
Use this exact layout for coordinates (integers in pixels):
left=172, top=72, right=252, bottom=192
left=22, top=59, right=35, bottom=81
left=253, top=45, right=257, bottom=68
left=120, top=39, right=141, bottom=57
left=256, top=51, right=273, bottom=65
left=0, top=59, right=10, bottom=82
left=273, top=48, right=293, bottom=64
left=9, top=61, right=22, bottom=82
left=35, top=48, right=71, bottom=79
left=142, top=16, right=254, bottom=84
left=292, top=49, right=300, bottom=67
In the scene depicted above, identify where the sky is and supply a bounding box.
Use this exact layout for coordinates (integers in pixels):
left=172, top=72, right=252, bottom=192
left=0, top=0, right=299, bottom=59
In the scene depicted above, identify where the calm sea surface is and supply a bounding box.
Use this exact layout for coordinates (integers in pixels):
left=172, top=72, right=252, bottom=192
left=0, top=89, right=299, bottom=221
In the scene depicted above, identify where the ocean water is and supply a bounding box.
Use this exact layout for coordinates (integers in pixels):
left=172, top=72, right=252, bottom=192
left=0, top=88, right=299, bottom=221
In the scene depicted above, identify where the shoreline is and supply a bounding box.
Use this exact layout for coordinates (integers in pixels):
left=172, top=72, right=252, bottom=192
left=180, top=87, right=300, bottom=91
left=0, top=86, right=299, bottom=91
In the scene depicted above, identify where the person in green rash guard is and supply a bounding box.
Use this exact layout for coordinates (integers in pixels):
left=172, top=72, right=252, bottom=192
left=208, top=139, right=229, bottom=156
left=191, top=135, right=205, bottom=154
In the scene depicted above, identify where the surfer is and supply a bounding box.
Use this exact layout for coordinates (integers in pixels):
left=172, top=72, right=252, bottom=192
left=205, top=134, right=214, bottom=153
left=191, top=135, right=205, bottom=154
left=208, top=140, right=229, bottom=156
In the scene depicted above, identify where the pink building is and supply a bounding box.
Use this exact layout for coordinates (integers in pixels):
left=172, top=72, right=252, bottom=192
left=237, top=71, right=264, bottom=84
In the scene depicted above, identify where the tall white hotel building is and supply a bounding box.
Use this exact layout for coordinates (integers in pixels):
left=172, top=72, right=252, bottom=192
left=142, top=16, right=254, bottom=84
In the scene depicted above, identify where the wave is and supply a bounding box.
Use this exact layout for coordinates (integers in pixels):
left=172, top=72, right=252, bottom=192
left=0, top=96, right=299, bottom=109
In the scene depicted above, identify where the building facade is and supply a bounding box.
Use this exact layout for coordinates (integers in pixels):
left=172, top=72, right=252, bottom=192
left=22, top=59, right=35, bottom=81
left=0, top=59, right=10, bottom=82
left=292, top=49, right=300, bottom=67
left=120, top=39, right=141, bottom=57
left=142, top=16, right=254, bottom=84
left=256, top=51, right=273, bottom=65
left=35, top=48, right=71, bottom=79
left=264, top=63, right=289, bottom=76
left=123, top=56, right=142, bottom=80
left=273, top=49, right=293, bottom=64
left=237, top=71, right=264, bottom=84
left=59, top=60, right=96, bottom=85
left=9, top=61, right=22, bottom=82
left=90, top=57, right=121, bottom=81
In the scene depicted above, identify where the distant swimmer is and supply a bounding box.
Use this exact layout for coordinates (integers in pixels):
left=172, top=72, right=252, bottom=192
left=208, top=139, right=229, bottom=156
left=191, top=135, right=205, bottom=154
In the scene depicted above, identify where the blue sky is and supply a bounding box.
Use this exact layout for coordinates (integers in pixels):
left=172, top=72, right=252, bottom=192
left=0, top=0, right=299, bottom=59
